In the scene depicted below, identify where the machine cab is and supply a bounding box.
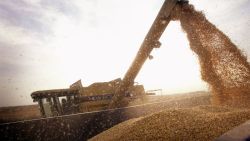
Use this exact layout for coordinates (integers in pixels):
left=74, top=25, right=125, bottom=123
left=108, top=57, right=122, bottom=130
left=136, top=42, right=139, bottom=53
left=31, top=89, right=80, bottom=117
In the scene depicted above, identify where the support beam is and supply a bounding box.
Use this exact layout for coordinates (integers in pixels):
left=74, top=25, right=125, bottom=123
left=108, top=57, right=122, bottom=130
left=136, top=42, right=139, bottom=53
left=38, top=99, right=45, bottom=117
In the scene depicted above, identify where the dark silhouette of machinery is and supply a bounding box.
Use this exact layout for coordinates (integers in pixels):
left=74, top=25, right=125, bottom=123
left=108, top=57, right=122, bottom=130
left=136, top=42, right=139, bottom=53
left=110, top=0, right=189, bottom=107
left=31, top=0, right=189, bottom=117
left=31, top=79, right=145, bottom=117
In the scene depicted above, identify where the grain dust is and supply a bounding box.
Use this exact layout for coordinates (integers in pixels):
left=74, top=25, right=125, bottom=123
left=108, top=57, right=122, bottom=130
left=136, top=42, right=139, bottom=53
left=172, top=4, right=250, bottom=107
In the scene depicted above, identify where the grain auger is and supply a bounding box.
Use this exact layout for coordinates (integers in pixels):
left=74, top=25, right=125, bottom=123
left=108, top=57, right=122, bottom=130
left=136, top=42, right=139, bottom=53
left=110, top=0, right=189, bottom=107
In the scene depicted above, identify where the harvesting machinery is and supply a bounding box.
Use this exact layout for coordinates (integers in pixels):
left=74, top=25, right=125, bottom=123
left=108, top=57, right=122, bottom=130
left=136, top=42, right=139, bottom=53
left=0, top=1, right=205, bottom=141
left=31, top=0, right=189, bottom=117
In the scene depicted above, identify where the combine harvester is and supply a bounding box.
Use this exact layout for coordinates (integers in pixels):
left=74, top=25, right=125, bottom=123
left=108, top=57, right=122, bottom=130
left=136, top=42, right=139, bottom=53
left=2, top=0, right=245, bottom=140
left=30, top=78, right=145, bottom=117
left=30, top=0, right=189, bottom=118
left=0, top=1, right=199, bottom=141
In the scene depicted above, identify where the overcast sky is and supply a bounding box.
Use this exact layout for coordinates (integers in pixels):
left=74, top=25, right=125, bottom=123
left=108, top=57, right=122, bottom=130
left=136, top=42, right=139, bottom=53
left=0, top=0, right=249, bottom=107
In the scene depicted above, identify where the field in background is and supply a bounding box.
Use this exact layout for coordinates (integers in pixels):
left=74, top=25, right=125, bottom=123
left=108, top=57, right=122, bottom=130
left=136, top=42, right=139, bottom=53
left=0, top=91, right=209, bottom=123
left=0, top=105, right=40, bottom=123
